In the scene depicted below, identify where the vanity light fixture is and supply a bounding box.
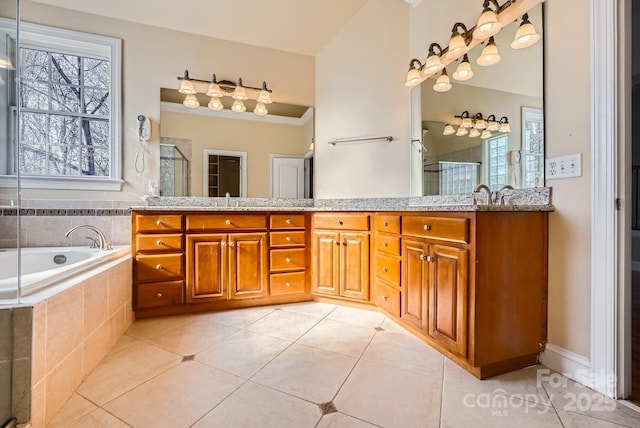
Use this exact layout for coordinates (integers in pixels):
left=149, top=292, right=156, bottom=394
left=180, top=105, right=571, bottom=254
left=450, top=111, right=511, bottom=136
left=443, top=124, right=456, bottom=135
left=476, top=36, right=501, bottom=66
left=511, top=13, right=541, bottom=49
left=452, top=54, right=474, bottom=81
left=468, top=128, right=481, bottom=138
left=176, top=70, right=274, bottom=115
left=473, top=113, right=486, bottom=129
left=433, top=68, right=452, bottom=92
left=498, top=116, right=511, bottom=133
left=423, top=43, right=445, bottom=76
left=459, top=110, right=474, bottom=128
left=473, top=0, right=505, bottom=40
left=486, top=114, right=499, bottom=131
left=405, top=59, right=425, bottom=87
left=480, top=129, right=493, bottom=139
left=445, top=23, right=470, bottom=60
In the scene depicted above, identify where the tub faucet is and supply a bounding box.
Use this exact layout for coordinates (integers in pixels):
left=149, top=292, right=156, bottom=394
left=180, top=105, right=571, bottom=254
left=65, top=225, right=112, bottom=250
left=473, top=184, right=492, bottom=205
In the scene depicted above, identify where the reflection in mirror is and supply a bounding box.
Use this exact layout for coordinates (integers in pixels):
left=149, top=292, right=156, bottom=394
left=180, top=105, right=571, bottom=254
left=413, top=3, right=544, bottom=196
left=160, top=88, right=314, bottom=198
left=159, top=141, right=190, bottom=196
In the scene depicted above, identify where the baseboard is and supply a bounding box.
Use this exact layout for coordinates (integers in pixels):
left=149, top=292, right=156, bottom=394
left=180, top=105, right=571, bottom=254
left=540, top=343, right=592, bottom=387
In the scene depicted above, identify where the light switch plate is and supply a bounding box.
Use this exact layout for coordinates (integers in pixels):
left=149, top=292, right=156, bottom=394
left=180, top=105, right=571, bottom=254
left=545, top=154, right=582, bottom=179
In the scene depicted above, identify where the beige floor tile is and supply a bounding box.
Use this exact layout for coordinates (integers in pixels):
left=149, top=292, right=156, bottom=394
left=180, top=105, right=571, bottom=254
left=380, top=316, right=413, bottom=336
left=76, top=341, right=181, bottom=406
left=280, top=301, right=337, bottom=318
left=334, top=359, right=442, bottom=428
left=107, top=334, right=137, bottom=355
left=361, top=331, right=444, bottom=377
left=104, top=361, right=244, bottom=428
left=60, top=408, right=130, bottom=428
left=193, top=381, right=321, bottom=428
left=326, top=306, right=385, bottom=328
left=317, top=412, right=379, bottom=428
left=245, top=310, right=320, bottom=341
left=200, top=306, right=275, bottom=328
left=252, top=343, right=358, bottom=404
left=47, top=393, right=97, bottom=428
left=555, top=408, right=633, bottom=428
left=147, top=318, right=239, bottom=356
left=124, top=315, right=192, bottom=340
left=297, top=319, right=376, bottom=358
left=196, top=330, right=292, bottom=378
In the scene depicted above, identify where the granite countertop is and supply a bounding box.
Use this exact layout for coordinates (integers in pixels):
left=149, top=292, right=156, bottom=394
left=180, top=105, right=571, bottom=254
left=130, top=188, right=554, bottom=212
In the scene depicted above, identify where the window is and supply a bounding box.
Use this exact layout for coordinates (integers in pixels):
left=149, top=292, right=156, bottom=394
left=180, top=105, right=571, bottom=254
left=0, top=18, right=122, bottom=190
left=521, top=106, right=544, bottom=188
left=439, top=161, right=480, bottom=195
left=484, top=134, right=509, bottom=191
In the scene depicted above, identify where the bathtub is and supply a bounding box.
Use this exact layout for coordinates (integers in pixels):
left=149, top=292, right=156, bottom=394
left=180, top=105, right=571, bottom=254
left=0, top=246, right=130, bottom=300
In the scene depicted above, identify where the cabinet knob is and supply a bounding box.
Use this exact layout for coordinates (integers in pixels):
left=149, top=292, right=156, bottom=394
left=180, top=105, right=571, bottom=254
left=156, top=220, right=163, bottom=226
left=383, top=221, right=389, bottom=227
left=155, top=264, right=163, bottom=270
left=156, top=240, right=163, bottom=246
left=229, top=241, right=236, bottom=247
left=156, top=292, right=163, bottom=298
left=221, top=241, right=227, bottom=247
left=285, top=257, right=291, bottom=263
left=427, top=256, right=435, bottom=262
left=285, top=281, right=292, bottom=287
left=382, top=242, right=388, bottom=247
left=419, top=255, right=427, bottom=261
left=225, top=219, right=232, bottom=225
left=342, top=240, right=347, bottom=246
left=335, top=240, right=340, bottom=245
left=382, top=295, right=388, bottom=301
left=286, top=236, right=292, bottom=242
left=382, top=267, right=388, bottom=273
left=336, top=219, right=343, bottom=225
left=423, top=224, right=431, bottom=231
left=286, top=219, right=292, bottom=224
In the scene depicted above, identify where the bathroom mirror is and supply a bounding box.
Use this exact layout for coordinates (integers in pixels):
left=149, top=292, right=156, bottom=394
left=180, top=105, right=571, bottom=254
left=160, top=88, right=314, bottom=198
left=412, top=3, right=544, bottom=195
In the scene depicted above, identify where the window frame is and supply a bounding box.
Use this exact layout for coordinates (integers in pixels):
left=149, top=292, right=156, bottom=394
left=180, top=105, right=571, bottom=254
left=0, top=17, right=122, bottom=191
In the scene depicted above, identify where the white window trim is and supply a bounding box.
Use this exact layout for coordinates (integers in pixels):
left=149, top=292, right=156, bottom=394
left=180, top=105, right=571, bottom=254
left=0, top=17, right=123, bottom=191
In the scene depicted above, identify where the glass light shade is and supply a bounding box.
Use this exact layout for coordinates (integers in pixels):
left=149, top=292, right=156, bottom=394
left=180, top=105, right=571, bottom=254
left=487, top=121, right=499, bottom=132
left=257, top=89, right=272, bottom=104
left=182, top=94, right=200, bottom=108
left=473, top=9, right=502, bottom=40
left=443, top=124, right=456, bottom=135
left=208, top=96, right=223, bottom=111
left=480, top=130, right=492, bottom=139
left=405, top=68, right=424, bottom=87
left=231, top=99, right=246, bottom=112
left=456, top=126, right=469, bottom=136
left=474, top=119, right=487, bottom=130
left=232, top=86, right=248, bottom=100
left=206, top=82, right=223, bottom=97
left=254, top=102, right=268, bottom=116
left=423, top=55, right=444, bottom=75
left=432, top=73, right=452, bottom=93
left=468, top=128, right=481, bottom=138
left=476, top=40, right=501, bottom=67
left=445, top=34, right=468, bottom=60
left=460, top=118, right=473, bottom=128
left=511, top=22, right=541, bottom=49
left=452, top=60, right=474, bottom=81
left=178, top=79, right=196, bottom=95
left=499, top=122, right=511, bottom=133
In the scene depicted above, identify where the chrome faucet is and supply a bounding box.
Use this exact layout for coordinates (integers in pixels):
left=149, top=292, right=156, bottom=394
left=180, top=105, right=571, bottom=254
left=225, top=192, right=231, bottom=207
left=473, top=184, right=492, bottom=205
left=498, top=185, right=515, bottom=205
left=65, top=225, right=112, bottom=250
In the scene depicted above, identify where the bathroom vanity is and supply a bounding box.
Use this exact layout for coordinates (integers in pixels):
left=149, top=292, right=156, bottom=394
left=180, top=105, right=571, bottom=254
left=130, top=193, right=551, bottom=379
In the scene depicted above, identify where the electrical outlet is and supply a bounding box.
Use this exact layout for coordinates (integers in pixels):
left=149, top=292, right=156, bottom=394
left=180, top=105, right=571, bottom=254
left=545, top=154, right=582, bottom=180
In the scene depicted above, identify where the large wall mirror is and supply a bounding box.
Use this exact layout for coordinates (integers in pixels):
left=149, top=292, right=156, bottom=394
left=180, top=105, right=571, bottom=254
left=160, top=88, right=314, bottom=198
left=412, top=3, right=544, bottom=196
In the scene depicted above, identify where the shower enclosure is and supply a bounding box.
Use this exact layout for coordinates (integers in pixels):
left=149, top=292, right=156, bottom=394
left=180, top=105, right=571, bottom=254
left=160, top=143, right=190, bottom=196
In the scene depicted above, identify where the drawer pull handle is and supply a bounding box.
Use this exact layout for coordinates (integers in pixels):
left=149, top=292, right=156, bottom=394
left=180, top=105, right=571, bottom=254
left=382, top=267, right=388, bottom=273
left=383, top=221, right=389, bottom=227
left=423, top=224, right=431, bottom=231
left=156, top=220, right=163, bottom=226
left=156, top=264, right=163, bottom=270
left=382, top=295, right=388, bottom=301
left=285, top=257, right=291, bottom=263
left=286, top=219, right=292, bottom=224
left=156, top=240, right=164, bottom=246
left=336, top=220, right=343, bottom=225
left=225, top=219, right=232, bottom=225
left=156, top=292, right=163, bottom=298
left=285, top=281, right=292, bottom=287
left=382, top=242, right=388, bottom=247
left=286, top=236, right=292, bottom=242
left=229, top=241, right=236, bottom=247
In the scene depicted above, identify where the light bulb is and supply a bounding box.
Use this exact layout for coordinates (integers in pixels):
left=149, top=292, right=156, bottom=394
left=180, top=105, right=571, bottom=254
left=207, top=82, right=223, bottom=98
left=468, top=128, right=481, bottom=138
left=432, top=70, right=452, bottom=93
left=511, top=15, right=540, bottom=49
left=473, top=8, right=502, bottom=40
left=480, top=130, right=492, bottom=139
left=179, top=79, right=196, bottom=95
left=231, top=99, right=246, bottom=112
left=443, top=124, right=456, bottom=135
left=208, top=96, right=223, bottom=111
left=182, top=94, right=200, bottom=108
left=456, top=126, right=469, bottom=136
left=453, top=55, right=474, bottom=81
left=254, top=102, right=268, bottom=116
left=476, top=37, right=501, bottom=67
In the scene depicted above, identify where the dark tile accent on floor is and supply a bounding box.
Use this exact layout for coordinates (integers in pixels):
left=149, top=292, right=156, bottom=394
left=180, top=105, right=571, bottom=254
left=182, top=355, right=195, bottom=362
left=318, top=401, right=338, bottom=415
left=375, top=327, right=385, bottom=332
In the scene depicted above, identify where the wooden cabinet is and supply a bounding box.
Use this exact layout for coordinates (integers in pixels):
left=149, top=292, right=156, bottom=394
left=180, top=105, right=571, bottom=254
left=401, top=238, right=429, bottom=331
left=269, top=213, right=308, bottom=296
left=312, top=214, right=370, bottom=302
left=373, top=214, right=402, bottom=317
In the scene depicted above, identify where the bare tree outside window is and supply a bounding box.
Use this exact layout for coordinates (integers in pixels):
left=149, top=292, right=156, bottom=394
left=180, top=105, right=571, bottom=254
left=19, top=47, right=110, bottom=177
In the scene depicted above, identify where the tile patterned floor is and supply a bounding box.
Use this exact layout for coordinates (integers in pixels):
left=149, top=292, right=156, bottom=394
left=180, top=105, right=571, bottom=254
left=47, top=302, right=640, bottom=428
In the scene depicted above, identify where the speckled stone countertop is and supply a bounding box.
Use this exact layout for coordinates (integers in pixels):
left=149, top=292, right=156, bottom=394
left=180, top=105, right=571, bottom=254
left=130, top=188, right=553, bottom=212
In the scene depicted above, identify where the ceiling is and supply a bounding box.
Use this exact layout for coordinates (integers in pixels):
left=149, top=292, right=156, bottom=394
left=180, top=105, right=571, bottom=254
left=29, top=0, right=371, bottom=56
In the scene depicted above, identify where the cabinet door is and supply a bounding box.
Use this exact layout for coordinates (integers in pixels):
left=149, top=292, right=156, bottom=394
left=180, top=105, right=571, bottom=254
left=229, top=233, right=268, bottom=299
left=313, top=231, right=340, bottom=296
left=186, top=234, right=227, bottom=302
left=428, top=244, right=468, bottom=358
left=401, top=239, right=429, bottom=331
left=340, top=232, right=370, bottom=301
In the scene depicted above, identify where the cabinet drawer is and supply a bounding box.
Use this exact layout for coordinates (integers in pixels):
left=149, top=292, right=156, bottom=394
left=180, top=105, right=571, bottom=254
left=375, top=215, right=400, bottom=234
left=375, top=253, right=401, bottom=285
left=136, top=214, right=182, bottom=233
left=270, top=272, right=306, bottom=295
left=375, top=281, right=401, bottom=317
left=270, top=248, right=306, bottom=271
left=375, top=234, right=400, bottom=256
left=270, top=231, right=306, bottom=247
left=313, top=213, right=370, bottom=231
left=402, top=216, right=469, bottom=243
left=136, top=234, right=183, bottom=252
left=186, top=214, right=267, bottom=231
left=135, top=253, right=183, bottom=282
left=270, top=214, right=305, bottom=229
left=136, top=281, right=184, bottom=309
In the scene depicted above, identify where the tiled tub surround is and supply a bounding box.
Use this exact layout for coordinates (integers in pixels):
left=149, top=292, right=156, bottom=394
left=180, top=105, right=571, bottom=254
left=10, top=255, right=133, bottom=427
left=0, top=199, right=139, bottom=249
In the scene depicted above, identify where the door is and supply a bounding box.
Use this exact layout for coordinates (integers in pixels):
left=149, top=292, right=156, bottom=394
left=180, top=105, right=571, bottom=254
left=402, top=239, right=429, bottom=331
left=186, top=234, right=227, bottom=302
left=340, top=232, right=370, bottom=301
left=228, top=233, right=268, bottom=299
left=313, top=231, right=340, bottom=296
left=202, top=149, right=247, bottom=197
left=428, top=244, right=468, bottom=358
left=271, top=155, right=305, bottom=198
